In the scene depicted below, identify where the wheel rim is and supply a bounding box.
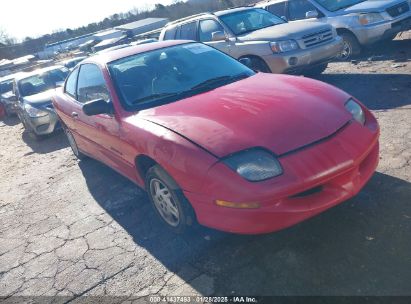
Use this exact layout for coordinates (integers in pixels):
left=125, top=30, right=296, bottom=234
left=339, top=40, right=352, bottom=60
left=65, top=129, right=79, bottom=156
left=150, top=178, right=180, bottom=227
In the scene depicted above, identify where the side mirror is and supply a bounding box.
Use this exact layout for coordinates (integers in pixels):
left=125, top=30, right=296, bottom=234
left=211, top=31, right=227, bottom=42
left=306, top=10, right=319, bottom=19
left=281, top=15, right=288, bottom=21
left=82, top=99, right=113, bottom=116
left=239, top=57, right=252, bottom=68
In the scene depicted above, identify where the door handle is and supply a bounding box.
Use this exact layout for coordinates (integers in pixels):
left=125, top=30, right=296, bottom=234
left=71, top=112, right=79, bottom=118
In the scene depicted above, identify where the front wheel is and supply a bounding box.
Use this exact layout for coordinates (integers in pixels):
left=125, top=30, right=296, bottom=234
left=338, top=32, right=361, bottom=61
left=245, top=57, right=271, bottom=73
left=145, top=165, right=196, bottom=233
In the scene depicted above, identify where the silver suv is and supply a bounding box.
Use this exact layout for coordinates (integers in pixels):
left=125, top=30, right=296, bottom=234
left=159, top=7, right=343, bottom=75
left=257, top=0, right=411, bottom=59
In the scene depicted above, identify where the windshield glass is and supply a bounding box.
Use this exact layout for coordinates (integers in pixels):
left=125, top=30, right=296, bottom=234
left=0, top=80, right=13, bottom=95
left=108, top=43, right=254, bottom=111
left=219, top=8, right=285, bottom=35
left=313, top=0, right=366, bottom=12
left=18, top=68, right=69, bottom=97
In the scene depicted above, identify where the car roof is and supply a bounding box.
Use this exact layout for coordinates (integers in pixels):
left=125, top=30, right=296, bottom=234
left=0, top=72, right=26, bottom=83
left=214, top=6, right=259, bottom=16
left=82, top=40, right=193, bottom=66
left=14, top=65, right=65, bottom=82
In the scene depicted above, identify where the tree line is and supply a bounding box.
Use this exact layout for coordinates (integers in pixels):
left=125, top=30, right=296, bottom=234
left=0, top=0, right=258, bottom=60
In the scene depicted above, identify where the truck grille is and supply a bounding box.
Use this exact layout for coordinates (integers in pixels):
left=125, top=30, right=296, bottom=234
left=386, top=2, right=409, bottom=17
left=302, top=29, right=333, bottom=48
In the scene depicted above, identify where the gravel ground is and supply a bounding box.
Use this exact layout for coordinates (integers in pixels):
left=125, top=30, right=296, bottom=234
left=0, top=33, right=410, bottom=301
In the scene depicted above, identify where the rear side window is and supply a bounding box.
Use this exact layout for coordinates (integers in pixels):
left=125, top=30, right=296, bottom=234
left=76, top=64, right=110, bottom=103
left=164, top=27, right=177, bottom=40
left=288, top=0, right=318, bottom=20
left=267, top=2, right=288, bottom=19
left=199, top=19, right=225, bottom=42
left=65, top=67, right=79, bottom=98
left=178, top=22, right=198, bottom=40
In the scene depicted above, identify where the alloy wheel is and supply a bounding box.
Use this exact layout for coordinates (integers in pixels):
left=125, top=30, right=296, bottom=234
left=149, top=178, right=180, bottom=227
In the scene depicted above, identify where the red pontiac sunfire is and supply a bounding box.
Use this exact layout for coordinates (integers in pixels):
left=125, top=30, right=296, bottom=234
left=53, top=41, right=379, bottom=234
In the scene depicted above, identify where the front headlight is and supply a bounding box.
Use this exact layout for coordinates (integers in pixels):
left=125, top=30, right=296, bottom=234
left=223, top=149, right=283, bottom=182
left=358, top=13, right=384, bottom=25
left=270, top=40, right=299, bottom=53
left=24, top=103, right=48, bottom=118
left=345, top=99, right=365, bottom=125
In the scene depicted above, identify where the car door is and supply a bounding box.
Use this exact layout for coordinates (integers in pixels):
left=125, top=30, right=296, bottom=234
left=287, top=0, right=325, bottom=22
left=266, top=1, right=289, bottom=20
left=75, top=63, right=132, bottom=172
left=198, top=19, right=231, bottom=54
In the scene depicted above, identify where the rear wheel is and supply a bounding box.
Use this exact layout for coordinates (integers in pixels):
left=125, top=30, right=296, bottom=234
left=338, top=32, right=361, bottom=61
left=64, top=126, right=86, bottom=160
left=145, top=165, right=196, bottom=233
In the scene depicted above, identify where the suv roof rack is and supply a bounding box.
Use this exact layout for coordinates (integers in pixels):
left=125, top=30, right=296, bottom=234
left=166, top=12, right=214, bottom=26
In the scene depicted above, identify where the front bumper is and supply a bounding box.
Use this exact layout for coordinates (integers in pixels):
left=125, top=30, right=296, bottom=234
left=351, top=12, right=411, bottom=45
left=262, top=36, right=343, bottom=74
left=24, top=108, right=60, bottom=135
left=185, top=113, right=380, bottom=234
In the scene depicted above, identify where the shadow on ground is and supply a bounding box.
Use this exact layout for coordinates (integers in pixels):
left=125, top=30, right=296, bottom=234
left=78, top=158, right=411, bottom=295
left=315, top=73, right=411, bottom=110
left=21, top=129, right=69, bottom=155
left=0, top=115, right=21, bottom=127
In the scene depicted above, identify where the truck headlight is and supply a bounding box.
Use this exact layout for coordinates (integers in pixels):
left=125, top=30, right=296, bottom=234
left=345, top=99, right=365, bottom=125
left=24, top=103, right=48, bottom=118
left=270, top=40, right=299, bottom=53
left=358, top=13, right=384, bottom=25
left=223, top=149, right=283, bottom=182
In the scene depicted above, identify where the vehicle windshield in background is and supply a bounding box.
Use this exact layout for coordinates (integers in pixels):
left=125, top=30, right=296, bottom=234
left=219, top=8, right=286, bottom=35
left=108, top=43, right=254, bottom=110
left=0, top=80, right=13, bottom=94
left=18, top=68, right=69, bottom=97
left=313, top=0, right=367, bottom=12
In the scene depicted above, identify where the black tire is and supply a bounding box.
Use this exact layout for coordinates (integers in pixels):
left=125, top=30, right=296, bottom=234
left=145, top=165, right=196, bottom=234
left=304, top=63, right=328, bottom=77
left=338, top=32, right=361, bottom=61
left=247, top=57, right=271, bottom=73
left=63, top=126, right=86, bottom=160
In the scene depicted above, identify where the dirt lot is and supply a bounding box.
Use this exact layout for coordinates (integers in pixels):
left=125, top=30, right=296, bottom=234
left=1, top=33, right=410, bottom=301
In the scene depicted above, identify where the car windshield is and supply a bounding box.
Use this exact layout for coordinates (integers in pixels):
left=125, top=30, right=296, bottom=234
left=219, top=8, right=285, bottom=36
left=18, top=68, right=69, bottom=97
left=108, top=43, right=255, bottom=111
left=0, top=80, right=13, bottom=95
left=313, top=0, right=367, bottom=12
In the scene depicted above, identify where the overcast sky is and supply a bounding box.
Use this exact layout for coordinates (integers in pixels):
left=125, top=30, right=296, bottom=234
left=0, top=0, right=175, bottom=40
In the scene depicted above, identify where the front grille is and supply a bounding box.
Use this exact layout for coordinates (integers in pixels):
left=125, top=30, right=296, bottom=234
left=290, top=186, right=323, bottom=198
left=302, top=29, right=333, bottom=48
left=386, top=2, right=409, bottom=17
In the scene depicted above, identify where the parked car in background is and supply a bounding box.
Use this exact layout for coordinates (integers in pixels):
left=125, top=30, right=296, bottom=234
left=13, top=66, right=69, bottom=139
left=257, top=0, right=411, bottom=60
left=61, top=56, right=87, bottom=71
left=0, top=73, right=25, bottom=116
left=159, top=7, right=343, bottom=75
left=53, top=41, right=379, bottom=234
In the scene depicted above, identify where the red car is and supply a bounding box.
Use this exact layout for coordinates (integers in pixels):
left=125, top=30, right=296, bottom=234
left=53, top=41, right=379, bottom=234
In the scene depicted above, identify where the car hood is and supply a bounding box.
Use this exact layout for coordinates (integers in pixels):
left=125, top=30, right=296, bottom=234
left=134, top=74, right=352, bottom=158
left=237, top=21, right=332, bottom=41
left=338, top=0, right=406, bottom=14
left=23, top=89, right=55, bottom=106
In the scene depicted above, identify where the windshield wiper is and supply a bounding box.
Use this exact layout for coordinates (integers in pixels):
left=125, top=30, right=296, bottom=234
left=132, top=92, right=182, bottom=104
left=191, top=73, right=250, bottom=91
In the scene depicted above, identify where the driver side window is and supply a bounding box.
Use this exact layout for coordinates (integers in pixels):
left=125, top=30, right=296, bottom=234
left=288, top=0, right=319, bottom=21
left=76, top=64, right=110, bottom=103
